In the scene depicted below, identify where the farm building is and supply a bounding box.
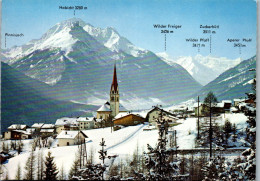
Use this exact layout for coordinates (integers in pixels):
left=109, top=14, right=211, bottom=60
left=57, top=130, right=88, bottom=147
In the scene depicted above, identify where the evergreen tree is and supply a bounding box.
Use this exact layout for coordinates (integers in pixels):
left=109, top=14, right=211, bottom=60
left=24, top=148, right=36, bottom=180
left=87, top=146, right=94, bottom=164
left=71, top=139, right=108, bottom=180
left=43, top=151, right=59, bottom=180
left=4, top=171, right=8, bottom=181
left=17, top=140, right=24, bottom=154
left=237, top=73, right=256, bottom=180
left=37, top=151, right=44, bottom=180
left=98, top=138, right=107, bottom=164
left=69, top=154, right=80, bottom=180
left=143, top=110, right=181, bottom=180
left=203, top=91, right=218, bottom=158
left=223, top=119, right=232, bottom=146
left=15, top=163, right=22, bottom=180
left=59, top=163, right=66, bottom=180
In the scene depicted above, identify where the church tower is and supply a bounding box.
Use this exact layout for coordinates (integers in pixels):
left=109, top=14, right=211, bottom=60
left=110, top=64, right=120, bottom=117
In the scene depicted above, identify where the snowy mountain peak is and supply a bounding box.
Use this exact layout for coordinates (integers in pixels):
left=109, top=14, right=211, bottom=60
left=156, top=52, right=242, bottom=86
left=82, top=22, right=146, bottom=57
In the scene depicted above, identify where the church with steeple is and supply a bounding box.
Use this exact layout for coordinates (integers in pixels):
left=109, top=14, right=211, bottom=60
left=96, top=64, right=127, bottom=121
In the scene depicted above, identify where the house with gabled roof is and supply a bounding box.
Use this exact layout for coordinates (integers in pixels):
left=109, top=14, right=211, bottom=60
left=146, top=106, right=178, bottom=127
left=57, top=130, right=88, bottom=147
left=113, top=112, right=145, bottom=126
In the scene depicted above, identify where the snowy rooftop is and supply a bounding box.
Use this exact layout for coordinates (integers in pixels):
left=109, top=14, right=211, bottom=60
left=26, top=128, right=36, bottom=133
left=56, top=130, right=87, bottom=139
left=97, top=104, right=111, bottom=112
left=41, top=124, right=55, bottom=129
left=193, top=102, right=202, bottom=108
left=55, top=117, right=79, bottom=126
left=40, top=129, right=55, bottom=133
left=234, top=98, right=245, bottom=102
left=12, top=130, right=31, bottom=135
left=8, top=124, right=27, bottom=130
left=216, top=102, right=224, bottom=108
left=31, top=123, right=44, bottom=128
left=95, top=119, right=102, bottom=123
left=222, top=100, right=232, bottom=103
left=77, top=117, right=95, bottom=122
left=114, top=112, right=145, bottom=120
left=230, top=107, right=238, bottom=112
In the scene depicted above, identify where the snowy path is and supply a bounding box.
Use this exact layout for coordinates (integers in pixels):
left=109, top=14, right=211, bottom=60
left=105, top=123, right=147, bottom=151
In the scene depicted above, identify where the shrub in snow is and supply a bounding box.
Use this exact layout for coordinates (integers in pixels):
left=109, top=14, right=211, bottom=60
left=71, top=164, right=106, bottom=180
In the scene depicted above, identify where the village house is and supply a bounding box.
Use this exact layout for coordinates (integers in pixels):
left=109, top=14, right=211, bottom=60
left=96, top=64, right=127, bottom=123
left=77, top=117, right=96, bottom=130
left=7, top=124, right=27, bottom=131
left=146, top=107, right=178, bottom=127
left=3, top=124, right=30, bottom=140
left=4, top=130, right=32, bottom=140
left=113, top=112, right=145, bottom=127
left=39, top=123, right=55, bottom=137
left=55, top=117, right=79, bottom=134
left=233, top=98, right=246, bottom=107
left=193, top=102, right=203, bottom=117
left=31, top=123, right=44, bottom=131
left=193, top=100, right=232, bottom=116
left=56, top=130, right=88, bottom=147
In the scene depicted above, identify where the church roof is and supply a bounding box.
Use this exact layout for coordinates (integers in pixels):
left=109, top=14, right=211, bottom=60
left=111, top=64, right=118, bottom=91
left=97, top=104, right=112, bottom=112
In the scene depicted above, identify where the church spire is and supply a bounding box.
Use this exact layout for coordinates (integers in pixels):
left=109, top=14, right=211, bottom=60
left=111, top=64, right=118, bottom=92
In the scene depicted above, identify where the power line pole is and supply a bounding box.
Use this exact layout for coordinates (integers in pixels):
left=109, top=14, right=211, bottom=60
left=197, top=96, right=200, bottom=139
left=209, top=101, right=212, bottom=158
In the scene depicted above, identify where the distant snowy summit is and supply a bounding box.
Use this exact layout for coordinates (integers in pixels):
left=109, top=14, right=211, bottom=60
left=156, top=52, right=241, bottom=86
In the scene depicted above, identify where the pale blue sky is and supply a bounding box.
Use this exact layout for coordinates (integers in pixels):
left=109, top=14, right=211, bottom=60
left=1, top=0, right=257, bottom=60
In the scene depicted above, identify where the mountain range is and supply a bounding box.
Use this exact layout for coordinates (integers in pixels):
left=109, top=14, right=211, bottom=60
left=194, top=56, right=256, bottom=101
left=1, top=18, right=256, bottom=132
left=1, top=18, right=201, bottom=111
left=156, top=52, right=242, bottom=86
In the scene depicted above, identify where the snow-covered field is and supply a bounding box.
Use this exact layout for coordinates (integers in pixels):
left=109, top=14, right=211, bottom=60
left=1, top=113, right=248, bottom=179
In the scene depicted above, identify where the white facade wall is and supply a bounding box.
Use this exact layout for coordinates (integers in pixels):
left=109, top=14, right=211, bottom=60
left=4, top=131, right=11, bottom=139
left=57, top=132, right=86, bottom=147
left=78, top=121, right=94, bottom=130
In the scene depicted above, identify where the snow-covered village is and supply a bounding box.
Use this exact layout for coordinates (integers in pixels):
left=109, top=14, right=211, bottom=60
left=0, top=0, right=257, bottom=180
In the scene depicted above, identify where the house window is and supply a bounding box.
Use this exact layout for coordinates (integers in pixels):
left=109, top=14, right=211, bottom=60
left=111, top=97, right=114, bottom=101
left=116, top=97, right=119, bottom=101
left=67, top=142, right=69, bottom=146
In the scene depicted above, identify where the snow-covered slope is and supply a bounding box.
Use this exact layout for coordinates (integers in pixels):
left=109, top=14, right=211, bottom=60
left=157, top=52, right=241, bottom=85
left=2, top=113, right=248, bottom=179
